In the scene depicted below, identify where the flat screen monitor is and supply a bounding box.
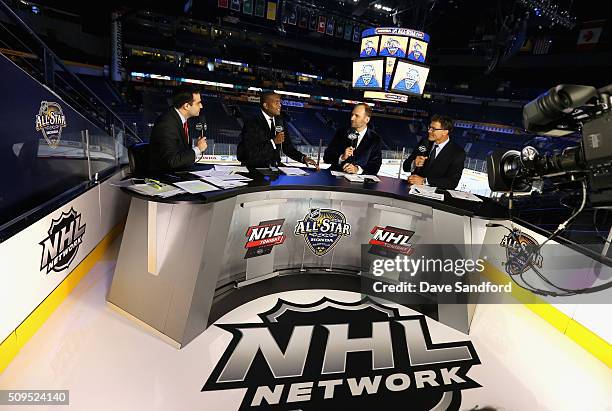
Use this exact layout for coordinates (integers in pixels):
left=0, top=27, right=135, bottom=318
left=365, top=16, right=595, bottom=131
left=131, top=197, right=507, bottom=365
left=359, top=36, right=380, bottom=58
left=378, top=35, right=408, bottom=58
left=407, top=38, right=428, bottom=63
left=352, top=58, right=385, bottom=91
left=389, top=60, right=430, bottom=96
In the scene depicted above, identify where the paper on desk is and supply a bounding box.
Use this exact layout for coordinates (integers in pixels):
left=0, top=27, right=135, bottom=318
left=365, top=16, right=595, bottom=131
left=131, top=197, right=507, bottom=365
left=410, top=184, right=436, bottom=193
left=330, top=171, right=346, bottom=177
left=446, top=190, right=483, bottom=202
left=201, top=177, right=249, bottom=189
left=156, top=187, right=186, bottom=198
left=190, top=169, right=230, bottom=178
left=278, top=167, right=309, bottom=176
left=126, top=184, right=166, bottom=196
left=409, top=185, right=445, bottom=201
left=173, top=180, right=220, bottom=194
left=343, top=174, right=381, bottom=183
left=214, top=165, right=249, bottom=173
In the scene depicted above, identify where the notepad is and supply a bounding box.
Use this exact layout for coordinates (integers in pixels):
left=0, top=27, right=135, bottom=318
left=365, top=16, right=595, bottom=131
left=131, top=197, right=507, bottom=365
left=278, top=167, right=309, bottom=176
left=213, top=165, right=249, bottom=173
left=409, top=185, right=445, bottom=201
left=343, top=174, right=381, bottom=183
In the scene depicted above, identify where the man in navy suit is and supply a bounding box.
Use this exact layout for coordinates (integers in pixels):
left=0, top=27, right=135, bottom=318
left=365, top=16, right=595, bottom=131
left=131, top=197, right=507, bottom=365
left=148, top=85, right=208, bottom=172
left=403, top=114, right=466, bottom=189
left=324, top=103, right=382, bottom=175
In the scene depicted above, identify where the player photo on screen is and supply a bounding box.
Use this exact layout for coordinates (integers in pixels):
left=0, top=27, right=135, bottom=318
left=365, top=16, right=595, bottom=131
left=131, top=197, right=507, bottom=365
left=390, top=60, right=429, bottom=95
left=384, top=57, right=396, bottom=90
left=359, top=37, right=379, bottom=57
left=378, top=35, right=408, bottom=58
left=407, top=38, right=428, bottom=62
left=352, top=59, right=384, bottom=89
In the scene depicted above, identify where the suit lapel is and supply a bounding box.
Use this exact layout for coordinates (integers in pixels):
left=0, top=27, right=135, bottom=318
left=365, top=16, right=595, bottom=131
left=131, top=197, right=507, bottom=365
left=171, top=109, right=189, bottom=148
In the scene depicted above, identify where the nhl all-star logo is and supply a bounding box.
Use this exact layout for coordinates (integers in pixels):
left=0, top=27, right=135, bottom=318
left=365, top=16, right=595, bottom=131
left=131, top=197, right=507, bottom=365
left=294, top=208, right=351, bottom=257
left=35, top=101, right=67, bottom=148
left=39, top=207, right=86, bottom=274
left=500, top=231, right=543, bottom=276
left=202, top=297, right=481, bottom=410
left=244, top=219, right=286, bottom=259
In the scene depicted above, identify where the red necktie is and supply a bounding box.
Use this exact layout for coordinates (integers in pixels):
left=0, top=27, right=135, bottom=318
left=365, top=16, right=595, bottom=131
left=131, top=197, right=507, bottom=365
left=183, top=122, right=189, bottom=144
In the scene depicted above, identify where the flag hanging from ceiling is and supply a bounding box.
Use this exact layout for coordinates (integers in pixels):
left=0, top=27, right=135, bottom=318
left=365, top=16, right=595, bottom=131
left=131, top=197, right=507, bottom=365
left=318, top=15, right=326, bottom=33
left=344, top=22, right=353, bottom=41
left=243, top=0, right=253, bottom=14
left=353, top=25, right=361, bottom=42
left=288, top=4, right=297, bottom=25
left=309, top=10, right=318, bottom=31
left=335, top=19, right=344, bottom=38
left=254, top=0, right=265, bottom=17
left=298, top=7, right=308, bottom=28
left=326, top=16, right=335, bottom=35
left=266, top=1, right=277, bottom=20
left=218, top=0, right=229, bottom=8
left=230, top=0, right=241, bottom=11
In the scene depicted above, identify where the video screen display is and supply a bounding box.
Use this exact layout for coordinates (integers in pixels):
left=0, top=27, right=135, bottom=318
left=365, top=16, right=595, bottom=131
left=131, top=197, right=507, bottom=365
left=384, top=57, right=396, bottom=90
left=407, top=38, right=428, bottom=63
left=378, top=35, right=408, bottom=58
left=352, top=59, right=385, bottom=90
left=359, top=36, right=380, bottom=58
left=389, top=60, right=430, bottom=96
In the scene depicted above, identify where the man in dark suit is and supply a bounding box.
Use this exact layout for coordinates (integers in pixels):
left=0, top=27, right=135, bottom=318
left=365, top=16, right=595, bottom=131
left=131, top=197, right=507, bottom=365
left=323, top=103, right=382, bottom=175
left=237, top=92, right=317, bottom=168
left=148, top=85, right=208, bottom=172
left=403, top=114, right=465, bottom=189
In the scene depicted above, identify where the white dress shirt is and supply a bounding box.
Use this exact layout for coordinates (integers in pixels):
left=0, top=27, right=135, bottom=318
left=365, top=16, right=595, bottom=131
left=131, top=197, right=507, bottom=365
left=261, top=109, right=278, bottom=149
left=340, top=127, right=367, bottom=174
left=175, top=108, right=202, bottom=160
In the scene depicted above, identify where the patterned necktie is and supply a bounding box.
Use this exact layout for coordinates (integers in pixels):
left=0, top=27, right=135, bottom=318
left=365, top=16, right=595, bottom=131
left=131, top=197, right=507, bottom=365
left=183, top=121, right=189, bottom=144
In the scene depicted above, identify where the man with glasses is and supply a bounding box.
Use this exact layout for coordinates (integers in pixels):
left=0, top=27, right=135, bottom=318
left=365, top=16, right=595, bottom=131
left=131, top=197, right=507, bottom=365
left=237, top=91, right=316, bottom=168
left=403, top=114, right=466, bottom=189
left=148, top=84, right=208, bottom=172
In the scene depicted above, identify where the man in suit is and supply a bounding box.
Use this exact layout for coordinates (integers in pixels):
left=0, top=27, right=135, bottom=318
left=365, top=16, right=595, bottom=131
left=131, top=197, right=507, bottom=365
left=403, top=114, right=465, bottom=189
left=148, top=85, right=208, bottom=172
left=323, top=103, right=382, bottom=175
left=237, top=91, right=317, bottom=168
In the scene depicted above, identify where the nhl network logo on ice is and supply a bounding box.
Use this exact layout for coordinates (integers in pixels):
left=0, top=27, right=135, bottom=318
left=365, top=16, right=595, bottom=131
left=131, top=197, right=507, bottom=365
left=39, top=207, right=86, bottom=274
left=202, top=297, right=481, bottom=410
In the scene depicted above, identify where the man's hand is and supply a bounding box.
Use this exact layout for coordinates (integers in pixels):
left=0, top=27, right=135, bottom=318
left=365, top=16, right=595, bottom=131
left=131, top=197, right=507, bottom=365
left=196, top=137, right=208, bottom=152
left=415, top=155, right=428, bottom=168
left=273, top=131, right=285, bottom=145
left=343, top=163, right=359, bottom=174
left=303, top=156, right=318, bottom=169
left=340, top=147, right=354, bottom=161
left=408, top=175, right=425, bottom=185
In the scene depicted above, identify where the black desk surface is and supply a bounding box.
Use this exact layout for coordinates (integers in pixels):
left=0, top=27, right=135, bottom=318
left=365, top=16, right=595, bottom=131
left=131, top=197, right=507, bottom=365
left=123, top=165, right=508, bottom=220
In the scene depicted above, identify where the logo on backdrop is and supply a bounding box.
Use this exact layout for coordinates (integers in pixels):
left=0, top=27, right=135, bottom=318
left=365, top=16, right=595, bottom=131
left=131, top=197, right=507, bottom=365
left=244, top=219, right=286, bottom=259
left=369, top=225, right=415, bottom=258
left=35, top=101, right=67, bottom=148
left=500, top=231, right=543, bottom=276
left=39, top=207, right=86, bottom=274
left=202, top=297, right=481, bottom=410
left=294, top=208, right=351, bottom=257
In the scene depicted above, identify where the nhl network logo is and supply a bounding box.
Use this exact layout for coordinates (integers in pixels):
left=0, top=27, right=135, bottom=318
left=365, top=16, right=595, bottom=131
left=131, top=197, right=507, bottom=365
left=369, top=225, right=415, bottom=258
left=244, top=219, right=286, bottom=259
left=39, top=207, right=86, bottom=274
left=500, top=231, right=543, bottom=276
left=294, top=208, right=351, bottom=257
left=202, top=297, right=481, bottom=410
left=35, top=101, right=67, bottom=148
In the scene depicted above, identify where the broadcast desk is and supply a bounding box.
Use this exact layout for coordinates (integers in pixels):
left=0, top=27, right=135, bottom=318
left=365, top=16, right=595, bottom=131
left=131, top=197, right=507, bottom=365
left=107, top=167, right=508, bottom=348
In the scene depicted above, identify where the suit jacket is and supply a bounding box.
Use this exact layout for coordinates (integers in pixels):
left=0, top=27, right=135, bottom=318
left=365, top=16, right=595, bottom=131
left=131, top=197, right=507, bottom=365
left=148, top=108, right=195, bottom=172
left=237, top=111, right=305, bottom=167
left=403, top=138, right=466, bottom=189
left=323, top=127, right=382, bottom=175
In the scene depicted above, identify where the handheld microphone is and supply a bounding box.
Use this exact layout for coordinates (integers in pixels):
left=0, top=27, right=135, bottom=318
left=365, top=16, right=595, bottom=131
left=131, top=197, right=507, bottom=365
left=195, top=122, right=204, bottom=139
left=275, top=118, right=284, bottom=163
left=413, top=138, right=432, bottom=174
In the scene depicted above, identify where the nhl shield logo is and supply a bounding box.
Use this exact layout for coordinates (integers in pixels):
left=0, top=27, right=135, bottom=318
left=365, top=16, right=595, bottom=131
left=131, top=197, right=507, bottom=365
left=294, top=208, right=351, bottom=257
left=35, top=101, right=67, bottom=148
left=39, top=207, right=86, bottom=274
left=500, top=231, right=543, bottom=276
